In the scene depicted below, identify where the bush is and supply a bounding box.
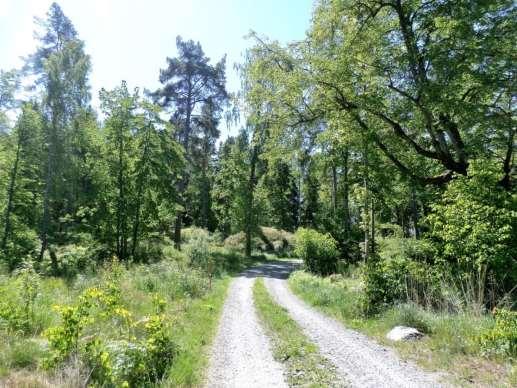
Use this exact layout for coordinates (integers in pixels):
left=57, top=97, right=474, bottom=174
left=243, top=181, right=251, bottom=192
left=361, top=254, right=444, bottom=314
left=40, top=242, right=103, bottom=278
left=0, top=263, right=40, bottom=334
left=184, top=232, right=219, bottom=285
left=427, top=160, right=517, bottom=303
left=378, top=237, right=436, bottom=263
left=223, top=232, right=261, bottom=252
left=478, top=308, right=517, bottom=357
left=294, top=228, right=339, bottom=275
left=44, top=277, right=177, bottom=386
left=182, top=227, right=221, bottom=245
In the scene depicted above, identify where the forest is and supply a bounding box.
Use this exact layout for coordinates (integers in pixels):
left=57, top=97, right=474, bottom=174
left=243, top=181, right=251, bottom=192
left=0, top=1, right=515, bottom=387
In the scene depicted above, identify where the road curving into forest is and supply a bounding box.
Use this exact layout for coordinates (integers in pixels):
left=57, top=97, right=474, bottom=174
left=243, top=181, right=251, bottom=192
left=206, top=260, right=445, bottom=388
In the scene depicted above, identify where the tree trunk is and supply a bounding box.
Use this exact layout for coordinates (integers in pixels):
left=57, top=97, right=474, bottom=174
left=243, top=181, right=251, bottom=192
left=132, top=126, right=152, bottom=258
left=1, top=135, right=21, bottom=251
left=245, top=145, right=259, bottom=258
left=201, top=161, right=209, bottom=229
left=370, top=196, right=375, bottom=255
left=174, top=215, right=182, bottom=250
left=363, top=143, right=370, bottom=261
left=174, top=84, right=193, bottom=249
left=410, top=182, right=420, bottom=238
left=116, top=125, right=127, bottom=261
left=39, top=115, right=58, bottom=261
left=342, top=147, right=350, bottom=241
left=331, top=164, right=337, bottom=216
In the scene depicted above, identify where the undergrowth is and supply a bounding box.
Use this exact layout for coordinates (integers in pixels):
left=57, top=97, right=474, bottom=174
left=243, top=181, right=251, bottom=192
left=0, top=240, right=256, bottom=387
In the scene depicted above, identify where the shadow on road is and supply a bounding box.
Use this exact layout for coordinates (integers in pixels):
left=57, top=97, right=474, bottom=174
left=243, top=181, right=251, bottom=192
left=242, top=260, right=301, bottom=280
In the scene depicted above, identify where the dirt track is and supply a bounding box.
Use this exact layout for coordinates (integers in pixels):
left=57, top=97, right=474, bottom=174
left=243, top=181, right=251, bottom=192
left=206, top=261, right=444, bottom=388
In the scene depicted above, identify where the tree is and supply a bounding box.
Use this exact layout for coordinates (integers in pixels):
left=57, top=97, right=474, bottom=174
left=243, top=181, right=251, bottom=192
left=100, top=82, right=137, bottom=261
left=263, top=158, right=299, bottom=231
left=153, top=36, right=228, bottom=249
left=0, top=69, right=20, bottom=133
left=101, top=82, right=183, bottom=261
left=26, top=2, right=91, bottom=263
left=0, top=103, right=44, bottom=265
left=246, top=0, right=515, bottom=188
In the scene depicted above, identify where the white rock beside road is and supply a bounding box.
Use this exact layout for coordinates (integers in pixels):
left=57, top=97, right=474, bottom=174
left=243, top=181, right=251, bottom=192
left=386, top=326, right=424, bottom=341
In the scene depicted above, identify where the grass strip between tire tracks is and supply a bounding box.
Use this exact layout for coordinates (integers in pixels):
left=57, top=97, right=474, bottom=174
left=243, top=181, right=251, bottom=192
left=253, top=278, right=342, bottom=387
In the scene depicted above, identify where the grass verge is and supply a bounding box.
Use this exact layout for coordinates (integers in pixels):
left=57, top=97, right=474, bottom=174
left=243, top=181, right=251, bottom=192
left=0, top=254, right=244, bottom=387
left=253, top=278, right=339, bottom=387
left=288, top=270, right=517, bottom=387
left=166, top=276, right=231, bottom=386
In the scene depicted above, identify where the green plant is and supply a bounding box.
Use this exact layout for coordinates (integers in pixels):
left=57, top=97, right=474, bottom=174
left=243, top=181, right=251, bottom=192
left=294, top=228, right=339, bottom=275
left=0, top=263, right=40, bottom=334
left=427, top=160, right=517, bottom=304
left=478, top=308, right=517, bottom=358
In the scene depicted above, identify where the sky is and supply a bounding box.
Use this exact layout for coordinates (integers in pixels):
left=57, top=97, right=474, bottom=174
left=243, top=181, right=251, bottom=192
left=0, top=0, right=314, bottom=137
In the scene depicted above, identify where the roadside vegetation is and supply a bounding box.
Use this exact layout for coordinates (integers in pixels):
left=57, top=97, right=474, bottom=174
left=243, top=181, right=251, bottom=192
left=0, top=229, right=262, bottom=387
left=253, top=278, right=339, bottom=387
left=289, top=231, right=517, bottom=387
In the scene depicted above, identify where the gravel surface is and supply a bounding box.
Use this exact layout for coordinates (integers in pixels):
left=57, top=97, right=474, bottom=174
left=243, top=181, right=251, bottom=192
left=263, top=260, right=445, bottom=388
left=205, top=267, right=288, bottom=388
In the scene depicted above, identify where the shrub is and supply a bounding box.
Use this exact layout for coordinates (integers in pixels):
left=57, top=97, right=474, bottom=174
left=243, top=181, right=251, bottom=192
left=0, top=263, right=40, bottom=334
left=294, top=228, right=339, bottom=275
left=361, top=257, right=407, bottom=314
left=223, top=232, right=261, bottom=252
left=85, top=313, right=177, bottom=386
left=478, top=308, right=517, bottom=357
left=182, top=227, right=221, bottom=246
left=378, top=237, right=436, bottom=263
left=40, top=244, right=96, bottom=278
left=427, top=159, right=517, bottom=303
left=184, top=233, right=218, bottom=286
left=45, top=278, right=177, bottom=386
left=361, top=255, right=444, bottom=314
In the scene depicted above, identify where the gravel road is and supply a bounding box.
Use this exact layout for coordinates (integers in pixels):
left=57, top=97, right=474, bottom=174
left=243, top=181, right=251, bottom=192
left=206, top=261, right=444, bottom=387
left=205, top=267, right=288, bottom=388
left=263, top=260, right=445, bottom=388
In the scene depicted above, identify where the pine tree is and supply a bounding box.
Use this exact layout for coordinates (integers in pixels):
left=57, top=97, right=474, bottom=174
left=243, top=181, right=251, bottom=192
left=153, top=36, right=227, bottom=249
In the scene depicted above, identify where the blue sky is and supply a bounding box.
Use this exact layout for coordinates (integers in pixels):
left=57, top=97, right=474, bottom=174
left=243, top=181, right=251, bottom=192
left=0, top=0, right=313, bottom=136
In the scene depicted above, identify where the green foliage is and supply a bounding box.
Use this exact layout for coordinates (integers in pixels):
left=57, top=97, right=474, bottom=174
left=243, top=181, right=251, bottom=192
left=184, top=231, right=215, bottom=280
left=427, top=160, right=517, bottom=299
left=40, top=244, right=95, bottom=278
left=44, top=272, right=177, bottom=386
left=260, top=227, right=294, bottom=256
left=0, top=263, right=40, bottom=334
left=84, top=308, right=177, bottom=387
left=478, top=309, right=517, bottom=358
left=288, top=271, right=362, bottom=320
left=362, top=257, right=408, bottom=315
left=294, top=228, right=338, bottom=275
